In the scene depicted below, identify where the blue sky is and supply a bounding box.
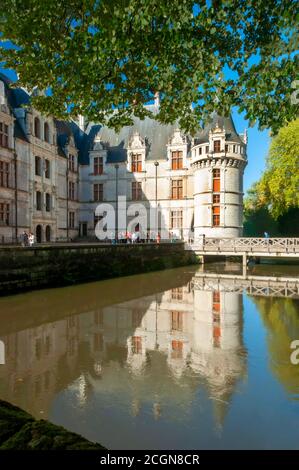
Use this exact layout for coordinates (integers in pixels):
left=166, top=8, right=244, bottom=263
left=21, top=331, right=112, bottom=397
left=0, top=65, right=269, bottom=193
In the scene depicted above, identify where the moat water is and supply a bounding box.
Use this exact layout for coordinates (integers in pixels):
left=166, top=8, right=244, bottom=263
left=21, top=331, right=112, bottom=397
left=0, top=263, right=298, bottom=449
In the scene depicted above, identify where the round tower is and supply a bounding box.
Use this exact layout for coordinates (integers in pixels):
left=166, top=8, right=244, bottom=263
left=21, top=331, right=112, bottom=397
left=191, top=114, right=247, bottom=238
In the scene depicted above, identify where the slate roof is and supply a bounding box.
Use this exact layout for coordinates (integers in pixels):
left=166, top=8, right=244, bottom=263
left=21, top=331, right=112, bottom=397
left=193, top=112, right=243, bottom=144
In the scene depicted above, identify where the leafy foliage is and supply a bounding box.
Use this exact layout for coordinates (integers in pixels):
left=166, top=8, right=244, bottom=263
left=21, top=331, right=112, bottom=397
left=0, top=0, right=298, bottom=132
left=244, top=119, right=299, bottom=235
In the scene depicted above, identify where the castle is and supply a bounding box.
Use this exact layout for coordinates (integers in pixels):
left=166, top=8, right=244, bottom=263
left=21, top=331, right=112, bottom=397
left=0, top=73, right=247, bottom=243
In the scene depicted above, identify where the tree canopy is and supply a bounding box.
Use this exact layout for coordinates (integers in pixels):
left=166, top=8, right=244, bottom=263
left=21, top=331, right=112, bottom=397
left=0, top=0, right=298, bottom=132
left=244, top=119, right=299, bottom=236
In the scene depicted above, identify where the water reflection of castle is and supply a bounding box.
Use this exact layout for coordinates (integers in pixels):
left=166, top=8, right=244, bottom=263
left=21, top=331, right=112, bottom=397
left=0, top=276, right=246, bottom=427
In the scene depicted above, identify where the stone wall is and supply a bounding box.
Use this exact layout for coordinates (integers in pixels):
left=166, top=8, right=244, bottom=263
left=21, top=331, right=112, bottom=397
left=0, top=242, right=198, bottom=295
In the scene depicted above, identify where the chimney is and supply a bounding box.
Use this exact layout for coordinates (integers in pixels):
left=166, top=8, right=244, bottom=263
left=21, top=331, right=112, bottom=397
left=78, top=114, right=85, bottom=132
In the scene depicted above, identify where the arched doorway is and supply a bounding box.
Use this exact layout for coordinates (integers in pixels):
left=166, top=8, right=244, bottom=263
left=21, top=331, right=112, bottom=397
left=36, top=225, right=42, bottom=243
left=45, top=225, right=51, bottom=242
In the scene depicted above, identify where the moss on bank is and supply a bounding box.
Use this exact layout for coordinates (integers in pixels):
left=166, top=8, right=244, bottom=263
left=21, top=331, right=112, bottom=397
left=0, top=400, right=105, bottom=450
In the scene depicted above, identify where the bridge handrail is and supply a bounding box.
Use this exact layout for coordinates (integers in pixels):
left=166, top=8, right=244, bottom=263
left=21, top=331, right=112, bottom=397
left=186, top=237, right=299, bottom=253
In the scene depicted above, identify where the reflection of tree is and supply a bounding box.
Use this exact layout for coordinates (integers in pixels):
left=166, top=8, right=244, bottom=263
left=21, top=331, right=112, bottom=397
left=253, top=296, right=299, bottom=394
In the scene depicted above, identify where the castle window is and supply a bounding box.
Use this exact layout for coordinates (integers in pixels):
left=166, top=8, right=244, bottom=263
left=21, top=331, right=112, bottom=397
left=170, top=210, right=183, bottom=229
left=93, top=183, right=103, bottom=202
left=0, top=122, right=9, bottom=148
left=44, top=122, right=50, bottom=143
left=68, top=181, right=75, bottom=200
left=171, top=287, right=183, bottom=301
left=45, top=193, right=51, bottom=212
left=36, top=191, right=42, bottom=210
left=69, top=154, right=76, bottom=172
left=69, top=211, right=75, bottom=228
left=198, top=147, right=202, bottom=155
left=212, top=168, right=220, bottom=192
left=132, top=181, right=142, bottom=200
left=131, top=336, right=142, bottom=354
left=214, top=140, right=221, bottom=153
left=171, top=340, right=183, bottom=359
left=171, top=311, right=183, bottom=331
left=171, top=179, right=183, bottom=199
left=131, top=153, right=142, bottom=172
left=34, top=117, right=41, bottom=138
left=0, top=161, right=9, bottom=187
left=94, top=156, right=103, bottom=175
left=212, top=206, right=220, bottom=226
left=35, top=156, right=42, bottom=176
left=0, top=203, right=10, bottom=225
left=213, top=194, right=220, bottom=204
left=171, top=151, right=183, bottom=170
left=45, top=159, right=50, bottom=178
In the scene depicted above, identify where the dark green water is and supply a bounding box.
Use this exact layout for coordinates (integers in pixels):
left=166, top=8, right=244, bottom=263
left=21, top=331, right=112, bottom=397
left=0, top=263, right=298, bottom=449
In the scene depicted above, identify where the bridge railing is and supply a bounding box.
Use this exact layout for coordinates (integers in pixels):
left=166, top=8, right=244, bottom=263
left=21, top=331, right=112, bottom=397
left=186, top=237, right=299, bottom=253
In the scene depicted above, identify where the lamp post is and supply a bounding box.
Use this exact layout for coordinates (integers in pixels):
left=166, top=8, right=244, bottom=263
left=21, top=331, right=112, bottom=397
left=154, top=161, right=159, bottom=239
left=115, top=164, right=119, bottom=242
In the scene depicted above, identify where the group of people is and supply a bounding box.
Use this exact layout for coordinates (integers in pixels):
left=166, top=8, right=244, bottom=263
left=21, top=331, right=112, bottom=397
left=111, top=231, right=161, bottom=244
left=21, top=231, right=35, bottom=247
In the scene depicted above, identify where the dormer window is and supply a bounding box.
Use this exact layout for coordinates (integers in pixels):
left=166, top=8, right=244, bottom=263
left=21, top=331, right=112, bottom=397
left=131, top=153, right=142, bottom=172
left=94, top=156, right=103, bottom=175
left=171, top=151, right=183, bottom=170
left=214, top=140, right=221, bottom=153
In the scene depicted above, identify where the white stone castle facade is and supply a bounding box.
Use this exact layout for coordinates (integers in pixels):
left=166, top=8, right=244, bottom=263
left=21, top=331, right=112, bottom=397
left=0, top=73, right=247, bottom=243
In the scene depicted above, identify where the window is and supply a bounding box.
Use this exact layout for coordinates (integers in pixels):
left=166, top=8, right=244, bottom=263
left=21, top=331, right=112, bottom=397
left=171, top=151, right=183, bottom=170
left=94, top=156, right=103, bottom=175
left=35, top=338, right=42, bottom=359
left=212, top=291, right=220, bottom=312
left=36, top=191, right=42, bottom=210
left=206, top=146, right=209, bottom=153
left=69, top=211, right=75, bottom=228
left=0, top=122, right=9, bottom=148
left=93, top=183, right=103, bottom=202
left=69, top=154, right=76, bottom=172
left=94, top=333, right=103, bottom=351
left=214, top=140, right=221, bottom=152
left=171, top=179, right=183, bottom=199
left=35, top=156, right=42, bottom=176
left=212, top=206, right=220, bottom=226
left=198, top=147, right=202, bottom=155
left=131, top=153, right=142, bottom=172
left=213, top=194, right=220, bottom=204
left=44, top=122, right=50, bottom=143
left=170, top=210, right=183, bottom=229
left=45, top=336, right=51, bottom=355
left=212, top=168, right=220, bottom=192
left=0, top=203, right=9, bottom=225
left=68, top=181, right=75, bottom=200
left=171, top=287, right=183, bottom=301
left=94, top=310, right=103, bottom=325
left=94, top=214, right=104, bottom=228
left=132, top=181, right=142, bottom=200
left=0, top=161, right=9, bottom=187
left=171, top=340, right=183, bottom=359
left=131, top=336, right=142, bottom=354
left=34, top=117, right=41, bottom=138
left=45, top=159, right=50, bottom=178
left=171, top=311, right=183, bottom=331
left=225, top=144, right=228, bottom=153
left=45, top=193, right=51, bottom=212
